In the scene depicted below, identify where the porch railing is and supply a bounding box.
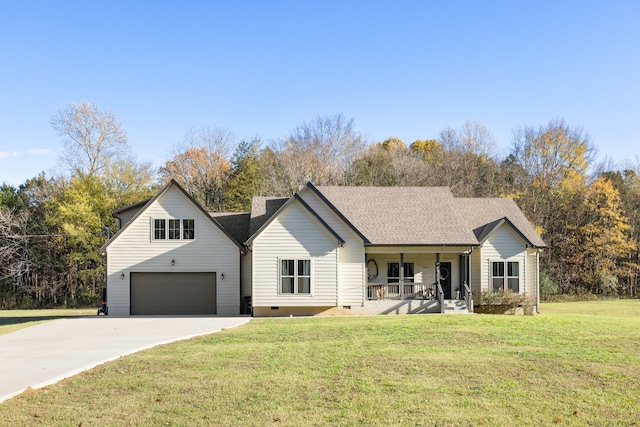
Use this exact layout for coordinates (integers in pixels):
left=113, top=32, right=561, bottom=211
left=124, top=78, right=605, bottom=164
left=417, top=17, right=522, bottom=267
left=436, top=282, right=445, bottom=313
left=462, top=281, right=473, bottom=313
left=367, top=282, right=436, bottom=301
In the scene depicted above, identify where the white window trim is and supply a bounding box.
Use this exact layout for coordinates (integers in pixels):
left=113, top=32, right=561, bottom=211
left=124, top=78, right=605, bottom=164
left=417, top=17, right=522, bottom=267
left=151, top=217, right=197, bottom=242
left=278, top=258, right=313, bottom=296
left=489, top=259, right=521, bottom=293
left=384, top=259, right=416, bottom=283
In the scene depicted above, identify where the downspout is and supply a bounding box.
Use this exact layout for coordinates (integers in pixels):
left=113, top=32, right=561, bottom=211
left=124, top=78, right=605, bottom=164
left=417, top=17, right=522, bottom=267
left=363, top=252, right=367, bottom=307
left=336, top=246, right=340, bottom=308
left=523, top=244, right=527, bottom=295
left=239, top=250, right=243, bottom=315
left=536, top=249, right=541, bottom=314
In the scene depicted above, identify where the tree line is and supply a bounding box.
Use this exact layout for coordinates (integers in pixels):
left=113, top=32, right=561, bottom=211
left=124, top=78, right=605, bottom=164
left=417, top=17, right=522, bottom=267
left=1, top=102, right=638, bottom=308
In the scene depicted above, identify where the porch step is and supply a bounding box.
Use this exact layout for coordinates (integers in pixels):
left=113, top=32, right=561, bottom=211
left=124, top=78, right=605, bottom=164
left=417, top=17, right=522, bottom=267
left=443, top=299, right=471, bottom=314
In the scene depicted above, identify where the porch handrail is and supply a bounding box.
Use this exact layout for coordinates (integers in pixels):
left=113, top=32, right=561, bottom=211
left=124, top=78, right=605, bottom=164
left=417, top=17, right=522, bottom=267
left=463, top=281, right=473, bottom=313
left=367, top=282, right=435, bottom=300
left=436, top=282, right=444, bottom=313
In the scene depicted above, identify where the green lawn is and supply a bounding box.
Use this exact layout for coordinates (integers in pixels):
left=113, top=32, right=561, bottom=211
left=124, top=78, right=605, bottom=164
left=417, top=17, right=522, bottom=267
left=0, top=308, right=96, bottom=336
left=1, top=301, right=639, bottom=426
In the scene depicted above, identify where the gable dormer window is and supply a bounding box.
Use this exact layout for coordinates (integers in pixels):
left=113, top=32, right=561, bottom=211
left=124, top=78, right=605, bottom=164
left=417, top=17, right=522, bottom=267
left=152, top=218, right=195, bottom=241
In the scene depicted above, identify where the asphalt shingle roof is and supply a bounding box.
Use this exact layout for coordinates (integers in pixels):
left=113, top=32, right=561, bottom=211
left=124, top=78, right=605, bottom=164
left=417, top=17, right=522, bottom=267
left=210, top=212, right=251, bottom=246
left=312, top=186, right=480, bottom=245
left=455, top=198, right=546, bottom=247
left=248, top=197, right=288, bottom=237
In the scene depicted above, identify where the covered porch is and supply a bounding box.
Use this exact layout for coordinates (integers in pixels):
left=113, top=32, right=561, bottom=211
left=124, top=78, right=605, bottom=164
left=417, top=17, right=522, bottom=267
left=364, top=247, right=474, bottom=313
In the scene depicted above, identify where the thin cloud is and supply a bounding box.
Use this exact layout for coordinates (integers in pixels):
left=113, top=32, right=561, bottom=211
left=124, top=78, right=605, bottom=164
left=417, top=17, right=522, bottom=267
left=0, top=151, right=20, bottom=159
left=27, top=148, right=54, bottom=155
left=0, top=149, right=55, bottom=160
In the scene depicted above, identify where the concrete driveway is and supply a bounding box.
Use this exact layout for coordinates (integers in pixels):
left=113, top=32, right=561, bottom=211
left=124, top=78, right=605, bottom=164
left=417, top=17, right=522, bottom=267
left=0, top=316, right=250, bottom=403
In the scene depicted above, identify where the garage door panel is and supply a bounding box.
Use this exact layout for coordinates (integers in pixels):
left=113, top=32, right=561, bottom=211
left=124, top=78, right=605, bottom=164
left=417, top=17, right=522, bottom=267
left=131, top=272, right=216, bottom=315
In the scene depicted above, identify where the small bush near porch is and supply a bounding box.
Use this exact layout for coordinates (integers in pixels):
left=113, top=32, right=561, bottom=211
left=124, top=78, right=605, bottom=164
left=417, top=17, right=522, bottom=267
left=1, top=300, right=638, bottom=426
left=478, top=289, right=536, bottom=314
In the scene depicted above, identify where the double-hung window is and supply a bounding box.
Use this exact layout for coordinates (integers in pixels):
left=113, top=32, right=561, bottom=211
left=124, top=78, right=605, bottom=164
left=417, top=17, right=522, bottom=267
left=507, top=262, right=519, bottom=292
left=387, top=262, right=415, bottom=283
left=168, top=219, right=181, bottom=240
left=152, top=218, right=195, bottom=241
left=492, top=261, right=520, bottom=292
left=280, top=259, right=311, bottom=295
left=182, top=219, right=195, bottom=240
left=492, top=262, right=505, bottom=290
left=154, top=219, right=166, bottom=240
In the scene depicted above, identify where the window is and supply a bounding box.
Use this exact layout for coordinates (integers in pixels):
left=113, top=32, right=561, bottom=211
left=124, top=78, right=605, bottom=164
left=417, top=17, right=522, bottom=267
left=507, top=262, right=519, bottom=292
left=152, top=218, right=195, bottom=241
left=168, top=219, right=181, bottom=240
left=492, top=261, right=505, bottom=290
left=182, top=219, right=195, bottom=240
left=154, top=219, right=166, bottom=240
left=298, top=260, right=311, bottom=293
left=387, top=262, right=415, bottom=283
left=280, top=259, right=311, bottom=294
left=492, top=261, right=520, bottom=292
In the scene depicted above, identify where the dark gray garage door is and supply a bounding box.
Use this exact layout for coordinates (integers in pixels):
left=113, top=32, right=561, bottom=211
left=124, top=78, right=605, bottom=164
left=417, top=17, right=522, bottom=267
left=130, top=272, right=216, bottom=315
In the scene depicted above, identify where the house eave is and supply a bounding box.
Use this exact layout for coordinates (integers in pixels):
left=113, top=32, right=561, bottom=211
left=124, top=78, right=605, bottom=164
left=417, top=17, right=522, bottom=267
left=364, top=243, right=480, bottom=248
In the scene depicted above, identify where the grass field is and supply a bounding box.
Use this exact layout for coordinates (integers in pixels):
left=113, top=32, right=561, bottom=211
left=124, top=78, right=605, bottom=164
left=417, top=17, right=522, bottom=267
left=0, top=308, right=96, bottom=336
left=1, top=301, right=639, bottom=426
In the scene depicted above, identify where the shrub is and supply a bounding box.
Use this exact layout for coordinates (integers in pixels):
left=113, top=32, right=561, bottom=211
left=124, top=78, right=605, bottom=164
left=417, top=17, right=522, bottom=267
left=540, top=269, right=560, bottom=300
left=480, top=289, right=534, bottom=315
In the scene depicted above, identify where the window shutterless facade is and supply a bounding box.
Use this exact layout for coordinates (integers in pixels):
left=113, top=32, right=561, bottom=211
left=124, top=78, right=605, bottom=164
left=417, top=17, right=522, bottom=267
left=507, top=262, right=519, bottom=292
left=387, top=262, right=415, bottom=283
left=154, top=219, right=166, bottom=240
left=280, top=259, right=311, bottom=294
left=492, top=261, right=519, bottom=292
left=182, top=219, right=195, bottom=240
left=152, top=218, right=195, bottom=241
left=168, top=219, right=181, bottom=240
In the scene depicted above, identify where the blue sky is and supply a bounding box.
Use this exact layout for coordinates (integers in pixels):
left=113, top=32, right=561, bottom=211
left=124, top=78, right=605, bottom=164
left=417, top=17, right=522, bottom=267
left=1, top=1, right=639, bottom=187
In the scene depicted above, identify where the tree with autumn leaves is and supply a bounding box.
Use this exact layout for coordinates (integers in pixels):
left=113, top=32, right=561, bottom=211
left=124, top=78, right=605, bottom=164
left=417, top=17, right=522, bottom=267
left=2, top=105, right=640, bottom=308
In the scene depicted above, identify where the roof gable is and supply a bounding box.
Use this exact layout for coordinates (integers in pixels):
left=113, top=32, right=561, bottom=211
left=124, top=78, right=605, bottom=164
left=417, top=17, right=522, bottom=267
left=456, top=198, right=546, bottom=248
left=101, top=179, right=243, bottom=253
left=475, top=217, right=532, bottom=247
left=246, top=195, right=345, bottom=246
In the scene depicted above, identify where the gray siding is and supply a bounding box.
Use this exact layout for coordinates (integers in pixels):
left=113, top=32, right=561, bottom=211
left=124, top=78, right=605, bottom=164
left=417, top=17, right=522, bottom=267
left=252, top=201, right=339, bottom=307
left=106, top=185, right=240, bottom=316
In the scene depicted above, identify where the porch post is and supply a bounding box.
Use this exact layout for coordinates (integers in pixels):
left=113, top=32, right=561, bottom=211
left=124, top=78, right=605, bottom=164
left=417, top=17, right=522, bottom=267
left=400, top=252, right=405, bottom=299
left=435, top=252, right=440, bottom=287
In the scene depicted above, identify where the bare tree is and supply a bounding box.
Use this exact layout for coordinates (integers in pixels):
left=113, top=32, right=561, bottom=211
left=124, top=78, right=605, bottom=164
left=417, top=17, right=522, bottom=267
left=51, top=101, right=129, bottom=178
left=272, top=114, right=367, bottom=192
left=437, top=120, right=501, bottom=196
left=0, top=207, right=33, bottom=287
left=159, top=127, right=236, bottom=211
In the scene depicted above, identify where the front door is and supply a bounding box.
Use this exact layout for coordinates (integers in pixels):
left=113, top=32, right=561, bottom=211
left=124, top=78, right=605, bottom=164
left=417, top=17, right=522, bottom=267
left=439, top=262, right=452, bottom=299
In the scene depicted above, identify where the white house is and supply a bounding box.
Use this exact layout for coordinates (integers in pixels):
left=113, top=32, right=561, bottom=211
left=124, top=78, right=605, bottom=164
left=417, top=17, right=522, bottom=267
left=101, top=180, right=244, bottom=316
left=103, top=180, right=545, bottom=316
